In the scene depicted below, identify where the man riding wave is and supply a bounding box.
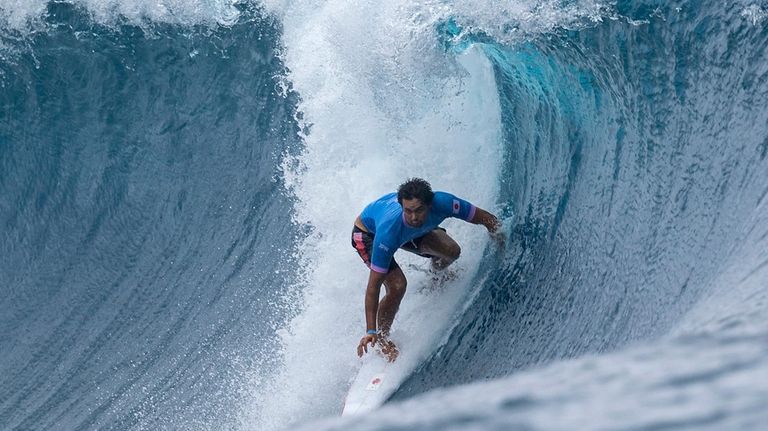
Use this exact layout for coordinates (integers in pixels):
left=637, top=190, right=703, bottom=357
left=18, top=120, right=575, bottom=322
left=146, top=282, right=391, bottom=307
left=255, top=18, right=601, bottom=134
left=351, top=178, right=501, bottom=361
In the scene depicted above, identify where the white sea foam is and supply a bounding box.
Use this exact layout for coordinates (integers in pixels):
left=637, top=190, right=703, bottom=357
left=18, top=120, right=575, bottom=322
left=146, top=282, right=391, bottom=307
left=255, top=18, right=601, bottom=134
left=0, top=0, right=240, bottom=30
left=741, top=4, right=767, bottom=26
left=245, top=1, right=611, bottom=430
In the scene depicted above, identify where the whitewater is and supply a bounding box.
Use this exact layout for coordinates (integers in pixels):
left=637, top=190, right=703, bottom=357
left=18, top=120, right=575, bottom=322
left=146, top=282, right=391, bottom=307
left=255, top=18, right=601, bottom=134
left=1, top=1, right=767, bottom=430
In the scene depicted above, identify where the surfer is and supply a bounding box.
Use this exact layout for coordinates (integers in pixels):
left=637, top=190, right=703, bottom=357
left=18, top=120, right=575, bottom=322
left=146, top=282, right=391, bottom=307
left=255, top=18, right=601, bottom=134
left=352, top=178, right=501, bottom=361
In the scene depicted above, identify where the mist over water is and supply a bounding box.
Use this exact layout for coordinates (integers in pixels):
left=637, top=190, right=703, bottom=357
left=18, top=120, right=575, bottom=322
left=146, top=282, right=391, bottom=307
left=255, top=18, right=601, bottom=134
left=2, top=1, right=768, bottom=430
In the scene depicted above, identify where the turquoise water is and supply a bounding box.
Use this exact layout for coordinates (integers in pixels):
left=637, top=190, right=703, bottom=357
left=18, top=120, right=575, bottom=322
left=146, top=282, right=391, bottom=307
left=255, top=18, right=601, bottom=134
left=2, top=1, right=767, bottom=430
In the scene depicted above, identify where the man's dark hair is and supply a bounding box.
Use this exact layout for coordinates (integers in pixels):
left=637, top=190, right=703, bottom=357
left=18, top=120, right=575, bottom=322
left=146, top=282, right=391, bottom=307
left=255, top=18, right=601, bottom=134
left=397, top=178, right=434, bottom=205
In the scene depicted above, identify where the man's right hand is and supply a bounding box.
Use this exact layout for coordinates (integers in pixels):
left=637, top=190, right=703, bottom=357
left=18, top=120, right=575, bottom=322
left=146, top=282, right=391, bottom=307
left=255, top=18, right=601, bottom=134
left=357, top=334, right=377, bottom=357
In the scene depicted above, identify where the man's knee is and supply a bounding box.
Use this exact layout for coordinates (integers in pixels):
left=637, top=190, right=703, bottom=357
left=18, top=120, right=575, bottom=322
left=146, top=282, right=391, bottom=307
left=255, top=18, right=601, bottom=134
left=430, top=241, right=460, bottom=271
left=447, top=242, right=461, bottom=260
left=424, top=231, right=461, bottom=260
left=386, top=274, right=407, bottom=298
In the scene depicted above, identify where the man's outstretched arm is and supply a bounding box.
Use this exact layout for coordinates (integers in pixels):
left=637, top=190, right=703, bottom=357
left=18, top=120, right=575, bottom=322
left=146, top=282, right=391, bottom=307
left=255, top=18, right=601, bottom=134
left=357, top=269, right=387, bottom=357
left=469, top=206, right=501, bottom=233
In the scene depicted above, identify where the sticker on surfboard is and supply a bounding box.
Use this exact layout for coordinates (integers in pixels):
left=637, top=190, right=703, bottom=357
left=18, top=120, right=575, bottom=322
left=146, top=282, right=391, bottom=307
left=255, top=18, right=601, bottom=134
left=366, top=373, right=385, bottom=391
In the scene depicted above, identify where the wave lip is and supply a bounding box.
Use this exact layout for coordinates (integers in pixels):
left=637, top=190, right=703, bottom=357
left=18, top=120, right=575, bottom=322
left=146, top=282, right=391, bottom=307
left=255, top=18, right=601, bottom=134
left=0, top=0, right=242, bottom=32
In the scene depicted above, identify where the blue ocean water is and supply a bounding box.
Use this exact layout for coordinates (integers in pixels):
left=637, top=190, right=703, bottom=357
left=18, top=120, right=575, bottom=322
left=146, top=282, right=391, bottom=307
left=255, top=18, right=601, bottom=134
left=2, top=1, right=767, bottom=430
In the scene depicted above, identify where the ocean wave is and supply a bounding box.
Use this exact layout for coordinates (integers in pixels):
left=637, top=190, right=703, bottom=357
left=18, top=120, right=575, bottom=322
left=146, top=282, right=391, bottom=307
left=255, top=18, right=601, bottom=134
left=0, top=0, right=242, bottom=31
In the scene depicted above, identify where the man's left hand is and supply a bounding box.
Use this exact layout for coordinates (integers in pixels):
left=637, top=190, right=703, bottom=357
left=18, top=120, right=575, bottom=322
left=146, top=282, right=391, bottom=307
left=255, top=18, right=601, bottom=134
left=357, top=334, right=377, bottom=357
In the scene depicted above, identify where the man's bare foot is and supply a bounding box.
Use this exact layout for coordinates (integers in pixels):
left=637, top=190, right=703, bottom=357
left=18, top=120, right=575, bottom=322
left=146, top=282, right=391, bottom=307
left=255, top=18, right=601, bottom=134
left=378, top=338, right=399, bottom=362
left=422, top=265, right=459, bottom=292
left=429, top=256, right=451, bottom=272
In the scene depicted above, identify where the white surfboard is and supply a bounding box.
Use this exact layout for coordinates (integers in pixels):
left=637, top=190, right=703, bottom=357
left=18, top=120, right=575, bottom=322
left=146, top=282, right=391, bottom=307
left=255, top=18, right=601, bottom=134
left=341, top=348, right=400, bottom=415
left=341, top=263, right=480, bottom=415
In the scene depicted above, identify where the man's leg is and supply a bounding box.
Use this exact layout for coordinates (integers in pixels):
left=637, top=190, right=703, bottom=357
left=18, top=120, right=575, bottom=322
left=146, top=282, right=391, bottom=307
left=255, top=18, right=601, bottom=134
left=417, top=229, right=461, bottom=270
left=375, top=267, right=406, bottom=361
left=377, top=266, right=407, bottom=336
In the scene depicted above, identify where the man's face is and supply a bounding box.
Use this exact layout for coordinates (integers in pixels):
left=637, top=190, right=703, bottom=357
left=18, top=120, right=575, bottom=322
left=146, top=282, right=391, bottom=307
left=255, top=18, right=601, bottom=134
left=401, top=197, right=430, bottom=227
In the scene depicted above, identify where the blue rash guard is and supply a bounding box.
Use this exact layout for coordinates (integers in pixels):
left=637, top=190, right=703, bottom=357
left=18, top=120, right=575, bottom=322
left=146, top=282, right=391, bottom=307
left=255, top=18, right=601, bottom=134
left=359, top=191, right=476, bottom=273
